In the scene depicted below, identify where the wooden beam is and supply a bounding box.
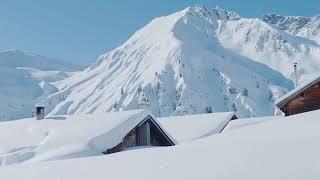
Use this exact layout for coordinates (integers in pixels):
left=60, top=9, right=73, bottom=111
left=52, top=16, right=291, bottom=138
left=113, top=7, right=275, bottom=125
left=146, top=122, right=151, bottom=146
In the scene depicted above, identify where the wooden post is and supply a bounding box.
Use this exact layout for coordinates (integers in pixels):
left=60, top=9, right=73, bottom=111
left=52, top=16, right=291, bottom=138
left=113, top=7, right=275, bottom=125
left=294, top=62, right=298, bottom=88
left=146, top=122, right=151, bottom=146
left=137, top=121, right=151, bottom=146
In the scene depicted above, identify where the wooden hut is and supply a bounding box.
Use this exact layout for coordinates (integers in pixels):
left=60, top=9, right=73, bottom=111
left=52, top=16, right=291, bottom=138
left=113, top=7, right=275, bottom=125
left=276, top=75, right=320, bottom=116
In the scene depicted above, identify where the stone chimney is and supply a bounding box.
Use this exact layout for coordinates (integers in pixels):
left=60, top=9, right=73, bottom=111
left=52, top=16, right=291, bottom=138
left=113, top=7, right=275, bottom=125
left=294, top=62, right=299, bottom=88
left=35, top=104, right=45, bottom=120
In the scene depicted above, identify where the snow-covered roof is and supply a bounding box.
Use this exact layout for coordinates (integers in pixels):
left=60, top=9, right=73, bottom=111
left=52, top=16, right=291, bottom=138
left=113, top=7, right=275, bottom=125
left=223, top=115, right=283, bottom=132
left=0, top=109, right=175, bottom=165
left=158, top=112, right=235, bottom=143
left=276, top=74, right=320, bottom=108
left=34, top=102, right=45, bottom=108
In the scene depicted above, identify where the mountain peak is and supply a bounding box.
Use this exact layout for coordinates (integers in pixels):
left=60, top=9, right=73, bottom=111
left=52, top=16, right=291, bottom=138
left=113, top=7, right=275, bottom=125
left=187, top=5, right=211, bottom=18
left=212, top=6, right=241, bottom=21
left=186, top=5, right=240, bottom=21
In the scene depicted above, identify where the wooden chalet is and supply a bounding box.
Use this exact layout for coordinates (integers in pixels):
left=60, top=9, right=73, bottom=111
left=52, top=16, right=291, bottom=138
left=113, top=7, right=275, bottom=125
left=276, top=75, right=320, bottom=116
left=104, top=115, right=175, bottom=154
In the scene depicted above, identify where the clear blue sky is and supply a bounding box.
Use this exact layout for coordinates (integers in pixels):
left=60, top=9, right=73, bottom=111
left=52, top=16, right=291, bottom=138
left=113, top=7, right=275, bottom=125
left=0, top=0, right=319, bottom=64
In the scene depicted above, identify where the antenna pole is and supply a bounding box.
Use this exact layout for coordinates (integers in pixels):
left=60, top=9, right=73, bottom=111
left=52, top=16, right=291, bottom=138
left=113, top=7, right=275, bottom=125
left=294, top=62, right=298, bottom=88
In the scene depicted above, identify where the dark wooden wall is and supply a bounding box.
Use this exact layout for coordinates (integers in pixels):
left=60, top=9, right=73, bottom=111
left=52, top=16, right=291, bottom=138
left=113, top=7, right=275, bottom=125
left=283, top=82, right=320, bottom=116
left=104, top=118, right=173, bottom=154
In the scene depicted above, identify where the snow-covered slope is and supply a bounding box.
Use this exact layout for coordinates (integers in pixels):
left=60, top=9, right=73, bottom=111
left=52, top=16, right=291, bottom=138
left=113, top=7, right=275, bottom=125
left=1, top=109, right=320, bottom=180
left=263, top=13, right=320, bottom=44
left=216, top=9, right=320, bottom=82
left=42, top=6, right=295, bottom=118
left=0, top=50, right=80, bottom=121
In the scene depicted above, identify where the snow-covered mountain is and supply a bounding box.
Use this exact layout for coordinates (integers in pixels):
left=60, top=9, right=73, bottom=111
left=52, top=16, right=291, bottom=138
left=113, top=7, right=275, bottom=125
left=263, top=13, right=320, bottom=44
left=218, top=10, right=320, bottom=82
left=41, top=6, right=300, bottom=118
left=0, top=49, right=81, bottom=121
left=5, top=6, right=320, bottom=120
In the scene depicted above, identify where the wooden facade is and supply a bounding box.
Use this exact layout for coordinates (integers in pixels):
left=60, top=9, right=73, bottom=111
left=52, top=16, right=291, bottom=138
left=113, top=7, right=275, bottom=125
left=279, top=81, right=320, bottom=116
left=104, top=116, right=174, bottom=154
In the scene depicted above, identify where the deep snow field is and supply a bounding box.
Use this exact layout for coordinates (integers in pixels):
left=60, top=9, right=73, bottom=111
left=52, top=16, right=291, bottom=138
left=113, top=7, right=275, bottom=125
left=0, top=109, right=319, bottom=180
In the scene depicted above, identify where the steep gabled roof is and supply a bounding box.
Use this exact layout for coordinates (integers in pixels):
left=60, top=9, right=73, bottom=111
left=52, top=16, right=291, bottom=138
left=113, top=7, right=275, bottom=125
left=276, top=74, right=320, bottom=108
left=158, top=112, right=236, bottom=143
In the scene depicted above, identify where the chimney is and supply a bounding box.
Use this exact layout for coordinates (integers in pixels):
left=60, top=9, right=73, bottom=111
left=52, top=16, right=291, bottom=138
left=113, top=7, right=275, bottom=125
left=294, top=62, right=299, bottom=88
left=138, top=93, right=150, bottom=110
left=35, top=105, right=45, bottom=120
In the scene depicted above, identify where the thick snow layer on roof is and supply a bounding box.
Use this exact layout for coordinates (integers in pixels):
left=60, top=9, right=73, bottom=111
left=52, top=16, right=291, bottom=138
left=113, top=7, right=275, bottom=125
left=1, top=109, right=320, bottom=179
left=158, top=112, right=235, bottom=143
left=223, top=115, right=283, bottom=131
left=276, top=74, right=320, bottom=108
left=0, top=109, right=163, bottom=165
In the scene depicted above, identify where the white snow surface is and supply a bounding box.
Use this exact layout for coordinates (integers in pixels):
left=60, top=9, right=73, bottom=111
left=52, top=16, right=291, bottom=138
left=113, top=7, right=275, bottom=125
left=224, top=115, right=283, bottom=131
left=0, top=109, right=176, bottom=166
left=1, top=109, right=320, bottom=179
left=158, top=111, right=235, bottom=143
left=0, top=49, right=81, bottom=121
left=42, top=6, right=300, bottom=118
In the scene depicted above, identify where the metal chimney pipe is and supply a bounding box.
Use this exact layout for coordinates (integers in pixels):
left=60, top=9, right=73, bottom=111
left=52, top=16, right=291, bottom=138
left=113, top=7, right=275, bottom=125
left=294, top=62, right=298, bottom=88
